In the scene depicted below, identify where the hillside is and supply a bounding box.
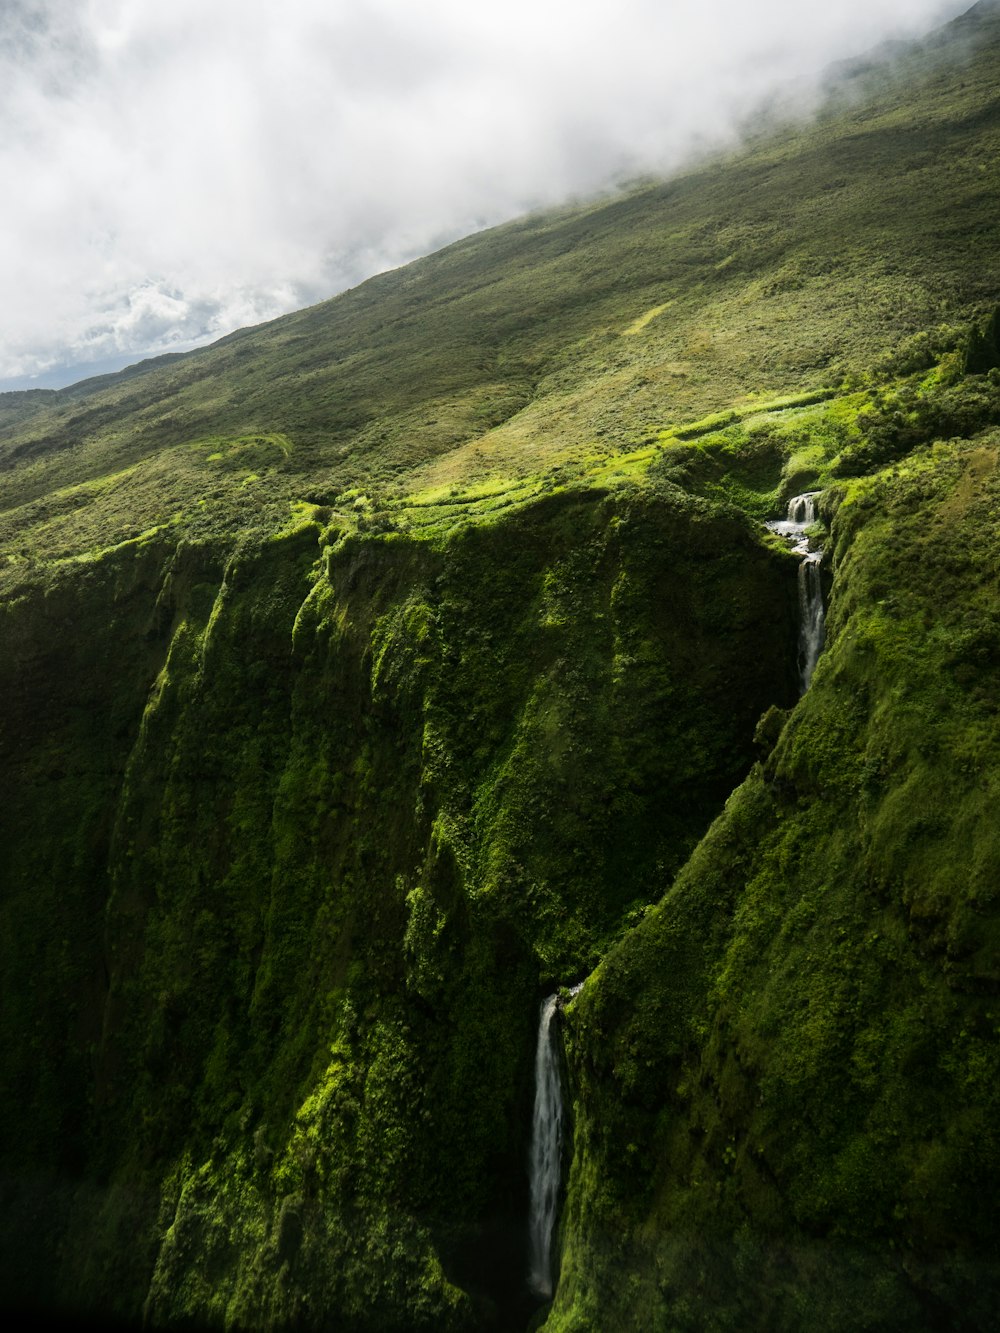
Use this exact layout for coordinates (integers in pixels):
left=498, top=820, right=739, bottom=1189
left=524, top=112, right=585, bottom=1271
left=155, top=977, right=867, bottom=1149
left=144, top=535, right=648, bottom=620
left=1, top=2, right=999, bottom=569
left=2, top=3, right=1000, bottom=1329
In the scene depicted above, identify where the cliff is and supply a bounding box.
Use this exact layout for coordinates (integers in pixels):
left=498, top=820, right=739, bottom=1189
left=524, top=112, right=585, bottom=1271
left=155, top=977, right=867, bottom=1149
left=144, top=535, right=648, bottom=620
left=2, top=4, right=1000, bottom=1328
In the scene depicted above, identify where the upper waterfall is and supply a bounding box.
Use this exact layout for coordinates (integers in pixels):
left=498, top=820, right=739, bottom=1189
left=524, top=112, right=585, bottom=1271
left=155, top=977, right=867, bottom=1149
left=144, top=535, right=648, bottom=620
left=766, top=493, right=826, bottom=693
left=767, top=491, right=820, bottom=555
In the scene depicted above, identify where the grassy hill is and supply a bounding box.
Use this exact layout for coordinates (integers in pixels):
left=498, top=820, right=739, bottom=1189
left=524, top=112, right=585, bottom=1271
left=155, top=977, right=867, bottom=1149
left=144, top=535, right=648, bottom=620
left=2, top=3, right=1000, bottom=1330
left=2, top=1, right=999, bottom=568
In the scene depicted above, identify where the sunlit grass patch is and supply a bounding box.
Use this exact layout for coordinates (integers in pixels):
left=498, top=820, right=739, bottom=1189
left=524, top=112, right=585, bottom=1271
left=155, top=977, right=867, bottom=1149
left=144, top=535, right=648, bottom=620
left=622, top=302, right=674, bottom=336
left=402, top=474, right=531, bottom=509
left=187, top=432, right=293, bottom=466
left=585, top=445, right=657, bottom=487
left=269, top=499, right=329, bottom=542
left=657, top=387, right=840, bottom=445
left=70, top=523, right=171, bottom=565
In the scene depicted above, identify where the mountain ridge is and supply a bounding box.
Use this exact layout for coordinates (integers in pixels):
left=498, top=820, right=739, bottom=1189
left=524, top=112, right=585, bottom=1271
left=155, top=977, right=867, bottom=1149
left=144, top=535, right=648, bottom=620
left=1, top=0, right=998, bottom=553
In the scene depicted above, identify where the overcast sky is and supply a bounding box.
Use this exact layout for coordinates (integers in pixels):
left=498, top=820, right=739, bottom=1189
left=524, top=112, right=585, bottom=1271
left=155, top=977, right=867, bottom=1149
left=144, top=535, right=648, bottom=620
left=0, top=0, right=971, bottom=390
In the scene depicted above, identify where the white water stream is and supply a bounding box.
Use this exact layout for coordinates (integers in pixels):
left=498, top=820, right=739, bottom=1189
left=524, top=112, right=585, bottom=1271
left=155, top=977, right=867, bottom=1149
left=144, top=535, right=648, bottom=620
left=527, top=993, right=563, bottom=1298
left=766, top=492, right=826, bottom=692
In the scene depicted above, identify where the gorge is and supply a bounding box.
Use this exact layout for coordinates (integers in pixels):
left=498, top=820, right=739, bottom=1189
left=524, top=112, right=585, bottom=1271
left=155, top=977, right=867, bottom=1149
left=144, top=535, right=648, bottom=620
left=2, top=4, right=1000, bottom=1330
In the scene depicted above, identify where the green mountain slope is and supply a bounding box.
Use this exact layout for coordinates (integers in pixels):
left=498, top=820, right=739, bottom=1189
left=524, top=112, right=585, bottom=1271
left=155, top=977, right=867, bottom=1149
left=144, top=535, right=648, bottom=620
left=1, top=3, right=1000, bottom=1330
left=2, top=2, right=999, bottom=568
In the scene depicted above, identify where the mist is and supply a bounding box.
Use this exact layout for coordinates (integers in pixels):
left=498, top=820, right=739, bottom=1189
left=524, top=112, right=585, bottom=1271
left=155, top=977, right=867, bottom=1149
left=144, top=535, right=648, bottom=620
left=0, top=0, right=971, bottom=389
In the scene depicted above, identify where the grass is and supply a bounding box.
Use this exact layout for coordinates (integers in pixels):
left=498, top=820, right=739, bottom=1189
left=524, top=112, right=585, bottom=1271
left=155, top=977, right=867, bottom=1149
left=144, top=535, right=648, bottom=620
left=1, top=5, right=999, bottom=570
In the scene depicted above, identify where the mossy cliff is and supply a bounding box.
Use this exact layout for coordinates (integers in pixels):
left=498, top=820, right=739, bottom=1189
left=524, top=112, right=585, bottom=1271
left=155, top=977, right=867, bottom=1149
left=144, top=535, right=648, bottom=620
left=554, top=436, right=1000, bottom=1330
left=3, top=5, right=1000, bottom=1326
left=0, top=481, right=797, bottom=1327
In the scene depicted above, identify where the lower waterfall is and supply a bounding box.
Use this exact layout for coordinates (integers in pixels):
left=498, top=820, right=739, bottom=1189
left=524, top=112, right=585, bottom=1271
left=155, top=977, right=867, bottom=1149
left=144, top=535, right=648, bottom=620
left=798, top=552, right=825, bottom=692
left=527, top=994, right=563, bottom=1299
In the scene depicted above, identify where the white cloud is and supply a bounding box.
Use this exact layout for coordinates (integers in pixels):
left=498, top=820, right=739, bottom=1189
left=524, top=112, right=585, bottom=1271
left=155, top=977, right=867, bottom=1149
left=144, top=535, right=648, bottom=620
left=0, top=0, right=969, bottom=386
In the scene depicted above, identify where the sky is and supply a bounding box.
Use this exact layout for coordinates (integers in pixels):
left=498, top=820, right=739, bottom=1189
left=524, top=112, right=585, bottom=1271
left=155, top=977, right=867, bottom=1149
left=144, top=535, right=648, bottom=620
left=0, top=0, right=972, bottom=391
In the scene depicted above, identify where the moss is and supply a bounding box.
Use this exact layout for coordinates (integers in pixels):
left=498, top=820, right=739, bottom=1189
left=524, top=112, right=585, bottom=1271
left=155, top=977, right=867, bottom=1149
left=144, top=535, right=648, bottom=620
left=3, top=10, right=1000, bottom=1327
left=552, top=433, right=1000, bottom=1331
left=0, top=477, right=796, bottom=1326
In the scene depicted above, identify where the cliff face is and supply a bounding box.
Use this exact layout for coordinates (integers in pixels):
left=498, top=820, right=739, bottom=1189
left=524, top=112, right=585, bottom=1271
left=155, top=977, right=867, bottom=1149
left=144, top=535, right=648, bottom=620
left=554, top=437, right=1000, bottom=1331
left=0, top=483, right=797, bottom=1327
left=3, top=7, right=1000, bottom=1329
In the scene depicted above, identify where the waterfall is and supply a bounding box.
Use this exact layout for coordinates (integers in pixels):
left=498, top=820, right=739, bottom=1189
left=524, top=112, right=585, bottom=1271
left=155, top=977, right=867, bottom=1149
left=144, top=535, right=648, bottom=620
left=787, top=492, right=817, bottom=526
left=766, top=492, right=826, bottom=693
left=527, top=994, right=563, bottom=1299
left=798, top=553, right=825, bottom=692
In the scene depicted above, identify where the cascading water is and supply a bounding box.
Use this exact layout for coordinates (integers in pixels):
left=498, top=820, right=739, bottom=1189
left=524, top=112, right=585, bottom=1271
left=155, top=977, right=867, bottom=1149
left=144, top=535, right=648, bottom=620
left=798, top=552, right=825, bottom=691
left=527, top=994, right=563, bottom=1299
left=766, top=491, right=819, bottom=551
left=766, top=492, right=826, bottom=693
left=787, top=493, right=817, bottom=526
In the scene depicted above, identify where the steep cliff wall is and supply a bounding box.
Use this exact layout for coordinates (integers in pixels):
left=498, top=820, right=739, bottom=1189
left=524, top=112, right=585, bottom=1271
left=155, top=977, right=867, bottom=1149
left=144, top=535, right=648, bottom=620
left=0, top=483, right=797, bottom=1327
left=553, top=435, right=1000, bottom=1331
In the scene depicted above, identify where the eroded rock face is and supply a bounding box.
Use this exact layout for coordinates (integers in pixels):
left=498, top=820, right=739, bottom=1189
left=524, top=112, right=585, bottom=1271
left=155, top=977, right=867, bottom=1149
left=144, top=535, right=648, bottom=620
left=554, top=442, right=1000, bottom=1333
left=0, top=486, right=797, bottom=1328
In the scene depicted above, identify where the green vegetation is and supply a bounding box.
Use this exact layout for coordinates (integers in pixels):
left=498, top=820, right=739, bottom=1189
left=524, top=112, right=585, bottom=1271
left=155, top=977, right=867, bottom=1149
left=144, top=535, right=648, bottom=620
left=2, top=1, right=1000, bottom=569
left=2, top=3, right=1000, bottom=1330
left=554, top=433, right=1000, bottom=1330
left=0, top=484, right=798, bottom=1328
